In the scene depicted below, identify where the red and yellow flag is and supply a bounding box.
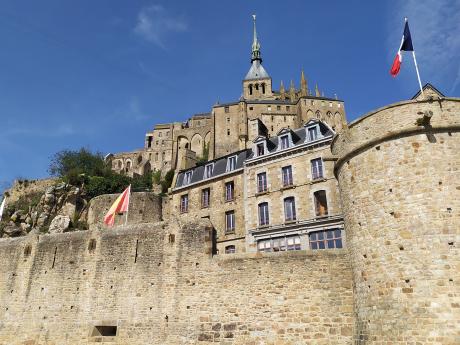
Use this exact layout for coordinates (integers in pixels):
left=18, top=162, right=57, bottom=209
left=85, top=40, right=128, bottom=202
left=103, top=185, right=131, bottom=227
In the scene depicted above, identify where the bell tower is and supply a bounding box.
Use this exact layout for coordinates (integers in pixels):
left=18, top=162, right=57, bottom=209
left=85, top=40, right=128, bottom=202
left=242, top=15, right=272, bottom=100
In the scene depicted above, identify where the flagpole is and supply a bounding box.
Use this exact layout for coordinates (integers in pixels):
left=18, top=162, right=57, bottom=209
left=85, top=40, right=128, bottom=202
left=404, top=17, right=424, bottom=98
left=412, top=51, right=424, bottom=98
left=124, top=185, right=131, bottom=226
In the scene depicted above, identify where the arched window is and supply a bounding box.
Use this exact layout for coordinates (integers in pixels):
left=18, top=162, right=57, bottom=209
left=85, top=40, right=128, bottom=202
left=249, top=84, right=253, bottom=95
left=255, top=83, right=259, bottom=91
left=126, top=161, right=131, bottom=170
left=162, top=152, right=165, bottom=161
left=262, top=83, right=266, bottom=94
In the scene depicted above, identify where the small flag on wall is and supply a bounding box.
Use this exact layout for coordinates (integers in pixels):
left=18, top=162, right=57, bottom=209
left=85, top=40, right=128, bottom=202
left=103, top=185, right=131, bottom=227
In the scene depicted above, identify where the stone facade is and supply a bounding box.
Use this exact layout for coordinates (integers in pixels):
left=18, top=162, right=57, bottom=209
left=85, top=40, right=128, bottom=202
left=245, top=120, right=344, bottom=253
left=331, top=86, right=460, bottom=344
left=0, top=219, right=354, bottom=345
left=171, top=150, right=250, bottom=254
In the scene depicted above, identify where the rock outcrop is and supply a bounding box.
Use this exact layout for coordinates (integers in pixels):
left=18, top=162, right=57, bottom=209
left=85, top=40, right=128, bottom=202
left=0, top=180, right=88, bottom=238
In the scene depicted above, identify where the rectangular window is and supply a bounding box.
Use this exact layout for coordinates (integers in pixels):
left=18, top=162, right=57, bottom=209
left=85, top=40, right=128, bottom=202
left=225, top=211, right=235, bottom=233
left=277, top=105, right=281, bottom=111
left=224, top=106, right=229, bottom=113
left=257, top=143, right=265, bottom=156
left=309, top=229, right=343, bottom=250
left=225, top=245, right=236, bottom=254
left=314, top=190, right=328, bottom=216
left=311, top=158, right=324, bottom=180
left=204, top=164, right=213, bottom=179
left=284, top=197, right=297, bottom=221
left=286, top=106, right=290, bottom=111
left=225, top=181, right=234, bottom=201
left=249, top=106, right=253, bottom=110
left=201, top=188, right=210, bottom=208
left=281, top=166, right=293, bottom=187
left=280, top=135, right=289, bottom=149
left=159, top=132, right=162, bottom=137
left=257, top=235, right=301, bottom=252
left=226, top=156, right=237, bottom=172
left=91, top=326, right=117, bottom=337
left=308, top=127, right=318, bottom=141
left=257, top=172, right=267, bottom=193
left=267, top=105, right=271, bottom=111
left=258, top=202, right=269, bottom=226
left=184, top=171, right=193, bottom=185
left=180, top=194, right=189, bottom=213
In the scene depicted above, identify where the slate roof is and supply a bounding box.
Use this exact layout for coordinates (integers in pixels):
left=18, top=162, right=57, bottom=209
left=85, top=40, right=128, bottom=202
left=174, top=120, right=334, bottom=189
left=174, top=149, right=251, bottom=190
left=244, top=60, right=270, bottom=80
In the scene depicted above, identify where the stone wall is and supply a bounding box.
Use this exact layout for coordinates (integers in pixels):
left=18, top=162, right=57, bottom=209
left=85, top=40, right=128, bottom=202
left=332, top=96, right=460, bottom=344
left=0, top=218, right=354, bottom=345
left=87, top=192, right=162, bottom=230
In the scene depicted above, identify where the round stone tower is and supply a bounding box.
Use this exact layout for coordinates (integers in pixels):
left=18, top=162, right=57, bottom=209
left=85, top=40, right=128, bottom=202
left=331, top=86, right=460, bottom=344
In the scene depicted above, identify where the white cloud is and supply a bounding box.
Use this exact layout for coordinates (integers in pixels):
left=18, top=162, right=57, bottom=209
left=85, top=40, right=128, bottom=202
left=134, top=5, right=187, bottom=48
left=388, top=0, right=460, bottom=94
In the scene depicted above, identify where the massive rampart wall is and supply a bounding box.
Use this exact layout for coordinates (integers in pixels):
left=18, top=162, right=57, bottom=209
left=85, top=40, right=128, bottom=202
left=332, top=97, right=460, bottom=344
left=0, top=219, right=354, bottom=345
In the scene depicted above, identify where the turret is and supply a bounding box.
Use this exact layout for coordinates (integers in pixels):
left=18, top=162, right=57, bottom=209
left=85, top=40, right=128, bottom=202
left=331, top=85, right=460, bottom=343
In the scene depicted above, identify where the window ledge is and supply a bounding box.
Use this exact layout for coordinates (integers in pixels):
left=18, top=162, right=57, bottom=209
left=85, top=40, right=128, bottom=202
left=284, top=220, right=297, bottom=225
left=225, top=199, right=235, bottom=203
left=258, top=225, right=270, bottom=229
left=225, top=230, right=235, bottom=235
left=281, top=184, right=295, bottom=191
left=315, top=214, right=329, bottom=219
left=311, top=177, right=326, bottom=184
left=255, top=191, right=268, bottom=197
left=201, top=206, right=209, bottom=209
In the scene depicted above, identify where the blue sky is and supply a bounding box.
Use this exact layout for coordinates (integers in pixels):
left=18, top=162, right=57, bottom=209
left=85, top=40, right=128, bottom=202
left=0, top=0, right=459, bottom=192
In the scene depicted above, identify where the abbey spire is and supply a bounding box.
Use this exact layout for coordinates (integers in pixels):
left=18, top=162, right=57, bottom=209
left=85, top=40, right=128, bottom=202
left=244, top=15, right=270, bottom=81
left=251, top=14, right=262, bottom=63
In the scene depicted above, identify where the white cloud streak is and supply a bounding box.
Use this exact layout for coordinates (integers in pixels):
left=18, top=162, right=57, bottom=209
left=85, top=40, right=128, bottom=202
left=134, top=5, right=187, bottom=48
left=388, top=0, right=460, bottom=94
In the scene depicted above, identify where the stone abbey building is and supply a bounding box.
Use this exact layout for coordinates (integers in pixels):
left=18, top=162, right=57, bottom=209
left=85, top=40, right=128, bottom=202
left=108, top=16, right=346, bottom=177
left=0, top=16, right=459, bottom=345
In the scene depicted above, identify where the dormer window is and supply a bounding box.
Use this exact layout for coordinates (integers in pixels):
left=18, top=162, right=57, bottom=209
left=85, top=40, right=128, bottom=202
left=280, top=135, right=289, bottom=149
left=204, top=164, right=214, bottom=179
left=226, top=156, right=237, bottom=172
left=308, top=127, right=318, bottom=141
left=184, top=171, right=193, bottom=185
left=257, top=143, right=265, bottom=156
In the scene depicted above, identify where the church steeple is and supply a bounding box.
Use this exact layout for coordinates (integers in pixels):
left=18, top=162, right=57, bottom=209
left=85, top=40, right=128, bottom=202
left=251, top=14, right=262, bottom=63
left=244, top=15, right=270, bottom=81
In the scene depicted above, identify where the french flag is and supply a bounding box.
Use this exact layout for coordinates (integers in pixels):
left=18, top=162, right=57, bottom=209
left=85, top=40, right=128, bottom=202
left=390, top=19, right=414, bottom=77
